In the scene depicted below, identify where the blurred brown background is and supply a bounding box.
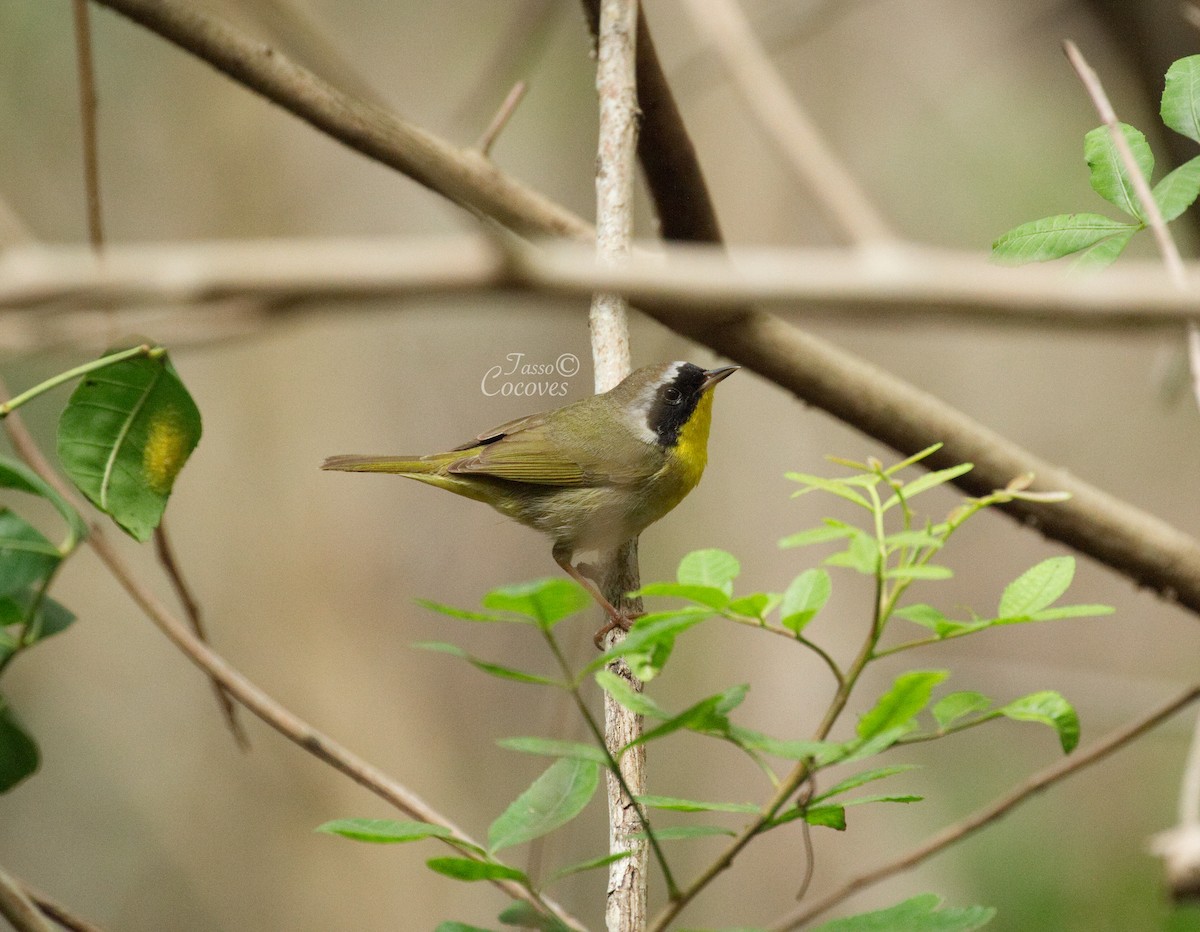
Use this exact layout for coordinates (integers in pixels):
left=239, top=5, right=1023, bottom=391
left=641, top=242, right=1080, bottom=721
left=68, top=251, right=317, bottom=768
left=2, top=1, right=1199, bottom=929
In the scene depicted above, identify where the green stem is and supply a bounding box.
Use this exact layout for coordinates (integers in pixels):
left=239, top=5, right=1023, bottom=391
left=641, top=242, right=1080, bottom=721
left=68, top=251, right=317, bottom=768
left=722, top=614, right=844, bottom=686
left=0, top=344, right=161, bottom=418
left=0, top=569, right=57, bottom=679
left=542, top=629, right=679, bottom=899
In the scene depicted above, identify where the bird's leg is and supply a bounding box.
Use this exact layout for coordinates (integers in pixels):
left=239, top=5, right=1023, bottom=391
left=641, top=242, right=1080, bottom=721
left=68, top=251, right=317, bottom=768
left=553, top=546, right=640, bottom=648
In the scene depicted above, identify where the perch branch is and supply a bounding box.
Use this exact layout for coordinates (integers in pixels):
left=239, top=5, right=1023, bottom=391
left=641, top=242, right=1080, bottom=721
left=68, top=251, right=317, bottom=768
left=591, top=2, right=652, bottom=927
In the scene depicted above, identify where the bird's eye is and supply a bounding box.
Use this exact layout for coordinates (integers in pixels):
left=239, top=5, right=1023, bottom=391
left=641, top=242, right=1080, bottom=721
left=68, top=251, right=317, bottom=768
left=664, top=386, right=683, bottom=405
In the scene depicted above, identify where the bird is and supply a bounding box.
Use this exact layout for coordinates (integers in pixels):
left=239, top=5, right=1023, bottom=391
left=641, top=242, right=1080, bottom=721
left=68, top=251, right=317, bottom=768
left=322, top=361, right=738, bottom=644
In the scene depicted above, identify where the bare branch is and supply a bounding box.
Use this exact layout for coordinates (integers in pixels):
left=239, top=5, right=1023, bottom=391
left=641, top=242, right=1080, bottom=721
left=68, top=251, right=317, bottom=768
left=591, top=2, right=650, bottom=927
left=72, top=0, right=104, bottom=252
left=153, top=520, right=249, bottom=748
left=19, top=879, right=105, bottom=932
left=774, top=682, right=1200, bottom=930
left=5, top=235, right=1200, bottom=324
left=0, top=865, right=53, bottom=932
left=476, top=80, right=529, bottom=156
left=676, top=0, right=893, bottom=245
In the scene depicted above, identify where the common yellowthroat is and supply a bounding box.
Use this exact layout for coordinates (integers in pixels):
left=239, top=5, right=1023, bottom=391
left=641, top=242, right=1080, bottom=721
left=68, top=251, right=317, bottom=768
left=322, top=361, right=737, bottom=643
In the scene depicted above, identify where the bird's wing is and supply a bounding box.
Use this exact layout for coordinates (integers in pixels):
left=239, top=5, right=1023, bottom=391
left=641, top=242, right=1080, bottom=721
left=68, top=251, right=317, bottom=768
left=448, top=414, right=588, bottom=486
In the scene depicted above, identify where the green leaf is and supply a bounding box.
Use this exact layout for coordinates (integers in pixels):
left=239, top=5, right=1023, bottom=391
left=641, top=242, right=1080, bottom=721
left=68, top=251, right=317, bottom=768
left=779, top=523, right=857, bottom=549
left=426, top=857, right=528, bottom=883
left=496, top=901, right=572, bottom=931
left=998, top=556, right=1074, bottom=617
left=587, top=609, right=711, bottom=674
left=434, top=922, right=499, bottom=932
left=0, top=457, right=87, bottom=548
left=780, top=569, right=831, bottom=634
left=629, top=685, right=747, bottom=748
left=884, top=529, right=945, bottom=551
left=1084, top=123, right=1154, bottom=220
left=883, top=444, right=944, bottom=475
left=811, top=893, right=996, bottom=931
left=57, top=350, right=202, bottom=542
left=676, top=549, right=740, bottom=594
left=841, top=793, right=923, bottom=807
left=546, top=850, right=632, bottom=883
left=594, top=669, right=668, bottom=718
left=636, top=795, right=758, bottom=813
left=883, top=565, right=953, bottom=581
left=0, top=509, right=60, bottom=598
left=1153, top=156, right=1200, bottom=222
left=0, top=592, right=76, bottom=665
left=315, top=818, right=453, bottom=844
left=0, top=699, right=39, bottom=792
left=488, top=758, right=600, bottom=852
left=1069, top=229, right=1136, bottom=270
left=840, top=724, right=917, bottom=763
left=1162, top=56, right=1200, bottom=143
left=803, top=805, right=846, bottom=830
left=991, top=214, right=1138, bottom=264
left=894, top=603, right=956, bottom=636
left=1027, top=603, right=1114, bottom=621
left=786, top=473, right=872, bottom=509
left=415, top=598, right=507, bottom=623
left=634, top=582, right=730, bottom=610
left=481, top=579, right=589, bottom=629
left=726, top=592, right=778, bottom=620
left=1001, top=691, right=1080, bottom=753
left=857, top=671, right=949, bottom=740
left=881, top=464, right=973, bottom=511
left=812, top=765, right=917, bottom=803
left=933, top=691, right=993, bottom=729
left=823, top=534, right=880, bottom=576
left=730, top=728, right=847, bottom=765
left=414, top=642, right=561, bottom=687
left=496, top=737, right=609, bottom=765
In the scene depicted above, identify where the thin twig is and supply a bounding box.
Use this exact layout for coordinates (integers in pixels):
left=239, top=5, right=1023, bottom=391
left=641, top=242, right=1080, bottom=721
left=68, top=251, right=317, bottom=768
left=0, top=388, right=586, bottom=932
left=773, top=682, right=1200, bottom=930
left=0, top=865, right=53, bottom=932
left=591, top=2, right=650, bottom=928
left=153, top=520, right=249, bottom=748
left=676, top=0, right=892, bottom=245
left=71, top=0, right=104, bottom=252
left=476, top=81, right=529, bottom=156
left=19, top=880, right=105, bottom=932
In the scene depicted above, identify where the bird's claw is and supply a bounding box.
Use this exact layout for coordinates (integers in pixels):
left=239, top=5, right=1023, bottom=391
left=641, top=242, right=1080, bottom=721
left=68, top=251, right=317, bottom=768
left=592, top=610, right=644, bottom=650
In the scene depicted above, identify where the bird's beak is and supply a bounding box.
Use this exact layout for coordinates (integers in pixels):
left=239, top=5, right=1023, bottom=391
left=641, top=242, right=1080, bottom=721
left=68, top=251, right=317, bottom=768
left=701, top=366, right=740, bottom=391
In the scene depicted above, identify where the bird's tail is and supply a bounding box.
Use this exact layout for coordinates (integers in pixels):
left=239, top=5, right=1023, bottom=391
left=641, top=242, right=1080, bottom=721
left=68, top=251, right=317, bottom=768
left=320, top=454, right=444, bottom=475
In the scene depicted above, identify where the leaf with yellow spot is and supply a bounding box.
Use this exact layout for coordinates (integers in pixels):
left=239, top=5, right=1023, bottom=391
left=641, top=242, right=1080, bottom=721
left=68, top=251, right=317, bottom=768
left=57, top=349, right=201, bottom=542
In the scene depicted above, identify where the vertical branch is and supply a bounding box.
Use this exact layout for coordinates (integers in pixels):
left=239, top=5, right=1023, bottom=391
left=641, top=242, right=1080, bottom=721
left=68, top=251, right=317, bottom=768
left=590, top=1, right=646, bottom=929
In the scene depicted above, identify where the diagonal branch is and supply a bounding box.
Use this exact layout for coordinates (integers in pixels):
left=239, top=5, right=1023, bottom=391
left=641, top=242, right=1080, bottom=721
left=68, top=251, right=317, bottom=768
left=84, top=0, right=1200, bottom=614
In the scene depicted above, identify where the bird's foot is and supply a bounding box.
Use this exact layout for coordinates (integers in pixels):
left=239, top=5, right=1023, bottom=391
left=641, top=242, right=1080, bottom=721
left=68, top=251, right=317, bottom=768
left=593, top=610, right=644, bottom=650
